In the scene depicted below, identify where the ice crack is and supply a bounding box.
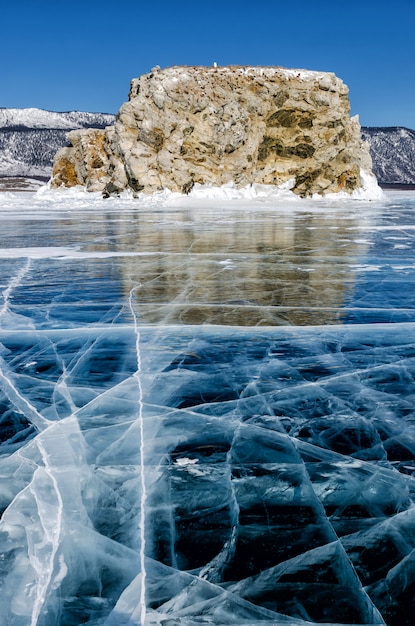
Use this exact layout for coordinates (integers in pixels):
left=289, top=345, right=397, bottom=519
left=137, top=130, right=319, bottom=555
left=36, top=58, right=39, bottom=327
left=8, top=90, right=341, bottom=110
left=0, top=354, right=50, bottom=430
left=0, top=257, right=31, bottom=322
left=128, top=284, right=147, bottom=625
left=29, top=438, right=65, bottom=626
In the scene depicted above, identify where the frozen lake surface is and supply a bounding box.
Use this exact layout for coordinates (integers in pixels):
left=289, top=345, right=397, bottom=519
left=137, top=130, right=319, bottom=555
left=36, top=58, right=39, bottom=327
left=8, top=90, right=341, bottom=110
left=0, top=187, right=415, bottom=625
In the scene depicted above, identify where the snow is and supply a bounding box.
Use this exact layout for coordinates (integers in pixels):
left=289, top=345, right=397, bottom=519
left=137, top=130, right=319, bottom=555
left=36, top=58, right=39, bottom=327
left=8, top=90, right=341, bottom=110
left=198, top=65, right=339, bottom=85
left=34, top=170, right=384, bottom=208
left=0, top=107, right=115, bottom=130
left=310, top=169, right=385, bottom=201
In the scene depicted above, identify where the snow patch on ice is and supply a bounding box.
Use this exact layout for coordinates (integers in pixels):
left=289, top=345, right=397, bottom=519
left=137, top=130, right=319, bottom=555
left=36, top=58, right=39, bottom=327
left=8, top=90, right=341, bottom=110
left=175, top=457, right=199, bottom=466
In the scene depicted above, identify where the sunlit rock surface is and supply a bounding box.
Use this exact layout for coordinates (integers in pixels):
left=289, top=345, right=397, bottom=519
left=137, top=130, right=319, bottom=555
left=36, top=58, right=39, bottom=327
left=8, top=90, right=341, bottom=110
left=1, top=188, right=415, bottom=624
left=51, top=65, right=374, bottom=197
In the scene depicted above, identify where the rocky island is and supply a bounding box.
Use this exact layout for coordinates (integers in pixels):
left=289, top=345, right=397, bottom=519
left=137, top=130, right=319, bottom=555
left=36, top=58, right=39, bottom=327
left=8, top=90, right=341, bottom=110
left=50, top=65, right=374, bottom=197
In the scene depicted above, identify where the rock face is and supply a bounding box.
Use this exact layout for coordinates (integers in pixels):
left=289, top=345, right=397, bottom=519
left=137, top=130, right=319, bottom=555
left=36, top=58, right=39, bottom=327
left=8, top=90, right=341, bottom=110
left=51, top=66, right=373, bottom=197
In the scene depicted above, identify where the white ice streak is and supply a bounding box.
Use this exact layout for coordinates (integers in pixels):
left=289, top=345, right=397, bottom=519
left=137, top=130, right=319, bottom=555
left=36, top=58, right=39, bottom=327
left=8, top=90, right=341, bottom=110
left=0, top=416, right=91, bottom=625
left=0, top=354, right=50, bottom=430
left=128, top=284, right=147, bottom=625
left=0, top=247, right=169, bottom=260
left=0, top=258, right=31, bottom=319
left=29, top=437, right=65, bottom=626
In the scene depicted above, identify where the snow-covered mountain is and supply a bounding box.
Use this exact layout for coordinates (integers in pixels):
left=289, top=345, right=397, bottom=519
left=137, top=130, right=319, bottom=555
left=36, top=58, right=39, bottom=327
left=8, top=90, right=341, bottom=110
left=0, top=108, right=115, bottom=130
left=0, top=108, right=115, bottom=179
left=362, top=126, right=415, bottom=185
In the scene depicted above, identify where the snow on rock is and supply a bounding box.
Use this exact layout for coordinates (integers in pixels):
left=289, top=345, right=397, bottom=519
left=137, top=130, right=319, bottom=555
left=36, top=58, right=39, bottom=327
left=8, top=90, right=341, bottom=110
left=50, top=65, right=377, bottom=198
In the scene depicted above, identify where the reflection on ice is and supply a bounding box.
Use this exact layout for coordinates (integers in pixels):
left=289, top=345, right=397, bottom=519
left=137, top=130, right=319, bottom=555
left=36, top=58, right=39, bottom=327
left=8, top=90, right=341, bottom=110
left=1, top=190, right=415, bottom=624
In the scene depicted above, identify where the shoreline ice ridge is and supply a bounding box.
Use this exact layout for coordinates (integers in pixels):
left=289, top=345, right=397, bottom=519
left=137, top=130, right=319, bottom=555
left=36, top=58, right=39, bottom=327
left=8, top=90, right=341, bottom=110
left=36, top=170, right=385, bottom=205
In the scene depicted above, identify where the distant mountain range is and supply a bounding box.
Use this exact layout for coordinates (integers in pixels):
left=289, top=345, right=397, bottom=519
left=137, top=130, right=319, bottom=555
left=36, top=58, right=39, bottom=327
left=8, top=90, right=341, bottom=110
left=0, top=109, right=414, bottom=188
left=0, top=108, right=115, bottom=182
left=361, top=126, right=415, bottom=187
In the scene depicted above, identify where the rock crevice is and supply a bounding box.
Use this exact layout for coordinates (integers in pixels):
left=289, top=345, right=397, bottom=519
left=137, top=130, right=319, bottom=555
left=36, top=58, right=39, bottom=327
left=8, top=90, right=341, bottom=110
left=51, top=65, right=374, bottom=197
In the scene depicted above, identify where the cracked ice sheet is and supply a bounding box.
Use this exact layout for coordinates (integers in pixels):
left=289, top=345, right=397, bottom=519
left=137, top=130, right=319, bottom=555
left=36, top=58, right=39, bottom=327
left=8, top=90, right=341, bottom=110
left=3, top=324, right=415, bottom=625
left=1, top=190, right=415, bottom=624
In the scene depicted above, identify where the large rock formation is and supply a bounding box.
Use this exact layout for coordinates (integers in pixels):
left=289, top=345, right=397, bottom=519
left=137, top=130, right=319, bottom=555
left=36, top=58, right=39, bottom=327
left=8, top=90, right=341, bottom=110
left=50, top=65, right=374, bottom=197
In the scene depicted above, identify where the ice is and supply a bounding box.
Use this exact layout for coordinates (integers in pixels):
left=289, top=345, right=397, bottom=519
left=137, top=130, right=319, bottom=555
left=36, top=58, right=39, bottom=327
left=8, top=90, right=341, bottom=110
left=1, top=188, right=415, bottom=624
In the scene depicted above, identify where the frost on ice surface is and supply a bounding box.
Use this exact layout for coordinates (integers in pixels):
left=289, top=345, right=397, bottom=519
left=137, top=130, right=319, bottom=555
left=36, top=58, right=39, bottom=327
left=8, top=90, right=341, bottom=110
left=1, top=190, right=415, bottom=624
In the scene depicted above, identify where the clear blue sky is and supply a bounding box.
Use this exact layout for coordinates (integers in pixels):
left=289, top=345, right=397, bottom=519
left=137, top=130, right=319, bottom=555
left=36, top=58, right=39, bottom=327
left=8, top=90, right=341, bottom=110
left=2, top=0, right=415, bottom=128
